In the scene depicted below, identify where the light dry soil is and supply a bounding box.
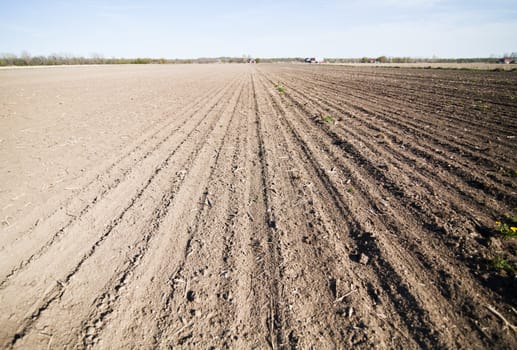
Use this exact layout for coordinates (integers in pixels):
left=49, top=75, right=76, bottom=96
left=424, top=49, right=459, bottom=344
left=0, top=64, right=516, bottom=349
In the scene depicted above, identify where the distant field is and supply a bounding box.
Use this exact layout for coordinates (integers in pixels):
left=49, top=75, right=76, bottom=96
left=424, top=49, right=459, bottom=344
left=0, top=64, right=516, bottom=349
left=339, top=62, right=516, bottom=70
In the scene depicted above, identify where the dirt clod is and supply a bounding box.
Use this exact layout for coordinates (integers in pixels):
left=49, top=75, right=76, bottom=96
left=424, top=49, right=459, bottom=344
left=186, top=291, right=196, bottom=302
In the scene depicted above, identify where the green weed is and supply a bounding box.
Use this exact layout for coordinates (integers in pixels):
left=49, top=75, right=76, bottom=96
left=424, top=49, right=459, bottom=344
left=489, top=256, right=516, bottom=273
left=322, top=115, right=335, bottom=123
left=496, top=216, right=517, bottom=238
left=472, top=103, right=490, bottom=111
left=275, top=83, right=285, bottom=94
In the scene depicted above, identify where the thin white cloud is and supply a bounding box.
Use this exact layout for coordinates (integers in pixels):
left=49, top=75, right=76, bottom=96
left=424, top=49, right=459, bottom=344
left=373, top=0, right=443, bottom=6
left=345, top=0, right=444, bottom=7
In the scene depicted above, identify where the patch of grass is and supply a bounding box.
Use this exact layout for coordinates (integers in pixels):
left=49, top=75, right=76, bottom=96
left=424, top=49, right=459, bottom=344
left=347, top=187, right=355, bottom=194
left=489, top=256, right=516, bottom=273
left=322, top=115, right=335, bottom=123
left=275, top=83, right=285, bottom=94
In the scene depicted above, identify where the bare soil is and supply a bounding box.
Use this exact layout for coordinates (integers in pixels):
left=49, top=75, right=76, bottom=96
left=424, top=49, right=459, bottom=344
left=0, top=64, right=516, bottom=349
left=338, top=62, right=517, bottom=71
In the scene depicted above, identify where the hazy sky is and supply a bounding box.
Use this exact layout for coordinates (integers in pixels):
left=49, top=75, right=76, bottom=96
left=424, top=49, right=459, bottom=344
left=0, top=0, right=516, bottom=58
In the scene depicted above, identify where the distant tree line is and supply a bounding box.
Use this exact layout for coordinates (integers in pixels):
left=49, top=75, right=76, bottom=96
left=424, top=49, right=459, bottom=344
left=326, top=56, right=504, bottom=64
left=0, top=54, right=197, bottom=66
left=0, top=53, right=259, bottom=66
left=1, top=53, right=513, bottom=67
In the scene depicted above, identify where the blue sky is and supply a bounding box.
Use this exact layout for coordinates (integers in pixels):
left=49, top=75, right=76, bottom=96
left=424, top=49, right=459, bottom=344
left=0, top=0, right=516, bottom=58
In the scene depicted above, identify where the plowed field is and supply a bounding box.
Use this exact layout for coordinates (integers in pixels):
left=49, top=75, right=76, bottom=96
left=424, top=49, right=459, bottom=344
left=1, top=64, right=516, bottom=349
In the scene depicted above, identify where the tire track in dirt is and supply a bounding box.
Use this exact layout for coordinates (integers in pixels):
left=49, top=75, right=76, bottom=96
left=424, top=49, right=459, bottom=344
left=251, top=72, right=290, bottom=349
left=219, top=76, right=273, bottom=348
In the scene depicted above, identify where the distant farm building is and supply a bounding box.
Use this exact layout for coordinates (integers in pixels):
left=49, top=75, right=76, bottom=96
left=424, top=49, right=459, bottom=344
left=497, top=57, right=514, bottom=64
left=304, top=57, right=325, bottom=64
